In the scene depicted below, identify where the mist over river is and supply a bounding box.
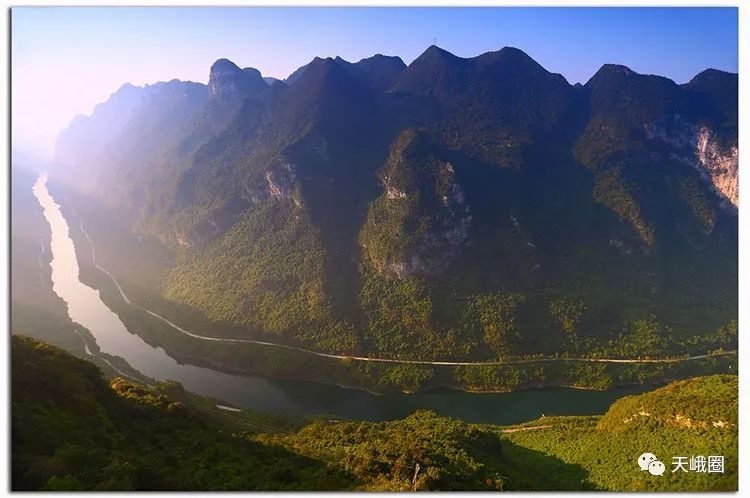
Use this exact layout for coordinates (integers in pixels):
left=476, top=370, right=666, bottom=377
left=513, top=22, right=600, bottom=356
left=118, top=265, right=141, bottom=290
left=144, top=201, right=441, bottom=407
left=32, top=173, right=649, bottom=424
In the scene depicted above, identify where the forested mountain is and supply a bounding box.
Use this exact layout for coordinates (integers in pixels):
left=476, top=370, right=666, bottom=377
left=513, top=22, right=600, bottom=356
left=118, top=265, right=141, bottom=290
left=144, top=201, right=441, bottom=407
left=52, top=45, right=737, bottom=368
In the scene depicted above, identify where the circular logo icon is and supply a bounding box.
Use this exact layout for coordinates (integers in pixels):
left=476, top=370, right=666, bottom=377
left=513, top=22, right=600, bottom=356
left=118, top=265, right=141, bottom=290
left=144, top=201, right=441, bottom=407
left=648, top=460, right=666, bottom=476
left=638, top=453, right=658, bottom=471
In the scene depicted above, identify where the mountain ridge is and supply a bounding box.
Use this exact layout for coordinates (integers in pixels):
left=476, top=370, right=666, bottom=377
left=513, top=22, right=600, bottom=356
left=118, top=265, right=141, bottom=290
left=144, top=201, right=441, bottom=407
left=50, top=44, right=737, bottom=375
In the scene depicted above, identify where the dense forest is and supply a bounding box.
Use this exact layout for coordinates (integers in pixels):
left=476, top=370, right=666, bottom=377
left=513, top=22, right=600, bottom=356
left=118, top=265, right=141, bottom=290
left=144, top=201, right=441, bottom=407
left=11, top=336, right=737, bottom=491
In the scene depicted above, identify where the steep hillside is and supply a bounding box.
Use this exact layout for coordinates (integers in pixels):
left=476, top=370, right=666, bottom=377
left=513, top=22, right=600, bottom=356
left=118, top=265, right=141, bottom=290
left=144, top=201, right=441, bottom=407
left=11, top=336, right=351, bottom=491
left=11, top=336, right=515, bottom=491
left=501, top=375, right=737, bottom=491
left=51, top=46, right=737, bottom=381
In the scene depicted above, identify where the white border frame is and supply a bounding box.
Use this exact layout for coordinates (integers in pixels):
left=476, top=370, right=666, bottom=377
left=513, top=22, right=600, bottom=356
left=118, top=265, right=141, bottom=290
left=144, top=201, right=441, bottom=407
left=1, top=2, right=745, bottom=497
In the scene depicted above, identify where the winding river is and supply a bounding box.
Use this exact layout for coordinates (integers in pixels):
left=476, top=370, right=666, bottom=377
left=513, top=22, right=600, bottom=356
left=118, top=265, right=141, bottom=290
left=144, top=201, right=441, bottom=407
left=33, top=173, right=650, bottom=425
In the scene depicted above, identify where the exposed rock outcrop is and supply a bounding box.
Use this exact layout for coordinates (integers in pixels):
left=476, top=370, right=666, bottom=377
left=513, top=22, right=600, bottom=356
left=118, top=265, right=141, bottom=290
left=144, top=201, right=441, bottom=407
left=695, top=126, right=738, bottom=208
left=361, top=131, right=471, bottom=278
left=385, top=164, right=471, bottom=278
left=265, top=162, right=300, bottom=207
left=645, top=116, right=738, bottom=209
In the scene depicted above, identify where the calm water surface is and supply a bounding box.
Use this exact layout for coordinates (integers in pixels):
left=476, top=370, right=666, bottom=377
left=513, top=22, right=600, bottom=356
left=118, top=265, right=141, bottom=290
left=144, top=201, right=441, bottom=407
left=33, top=173, right=649, bottom=425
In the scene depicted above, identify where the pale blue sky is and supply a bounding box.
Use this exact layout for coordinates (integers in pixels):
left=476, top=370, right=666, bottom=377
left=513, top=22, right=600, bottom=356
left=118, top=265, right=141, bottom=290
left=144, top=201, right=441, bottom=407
left=12, top=7, right=738, bottom=158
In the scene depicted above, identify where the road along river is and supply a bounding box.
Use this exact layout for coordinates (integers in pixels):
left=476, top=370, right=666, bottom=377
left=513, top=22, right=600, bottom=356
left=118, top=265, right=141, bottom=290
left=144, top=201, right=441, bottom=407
left=33, top=173, right=676, bottom=425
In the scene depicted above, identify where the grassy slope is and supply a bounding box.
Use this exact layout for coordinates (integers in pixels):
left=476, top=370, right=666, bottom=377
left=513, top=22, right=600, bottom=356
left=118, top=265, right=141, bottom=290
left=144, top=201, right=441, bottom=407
left=499, top=375, right=738, bottom=491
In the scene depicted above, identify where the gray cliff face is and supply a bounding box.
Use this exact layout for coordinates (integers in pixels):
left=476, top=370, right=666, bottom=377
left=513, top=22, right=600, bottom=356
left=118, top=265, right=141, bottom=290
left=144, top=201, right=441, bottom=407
left=644, top=116, right=738, bottom=210
left=265, top=162, right=300, bottom=207
left=382, top=161, right=472, bottom=279
left=694, top=126, right=738, bottom=208
left=173, top=161, right=301, bottom=249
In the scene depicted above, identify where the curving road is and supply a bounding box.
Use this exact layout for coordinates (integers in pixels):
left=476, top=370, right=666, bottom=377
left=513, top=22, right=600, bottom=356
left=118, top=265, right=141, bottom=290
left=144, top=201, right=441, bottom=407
left=73, top=328, right=146, bottom=383
left=77, top=218, right=737, bottom=368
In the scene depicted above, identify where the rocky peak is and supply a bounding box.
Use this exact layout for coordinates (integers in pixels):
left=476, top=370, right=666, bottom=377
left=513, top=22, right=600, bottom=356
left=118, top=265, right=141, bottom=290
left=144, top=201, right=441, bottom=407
left=210, top=58, right=241, bottom=76
left=208, top=58, right=267, bottom=100
left=142, top=79, right=207, bottom=102
left=352, top=54, right=406, bottom=91
left=112, top=82, right=142, bottom=99
left=285, top=56, right=338, bottom=83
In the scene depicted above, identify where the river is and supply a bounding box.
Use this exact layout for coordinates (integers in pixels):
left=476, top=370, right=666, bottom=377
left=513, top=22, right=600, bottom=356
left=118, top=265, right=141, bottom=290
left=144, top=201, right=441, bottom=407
left=32, top=173, right=649, bottom=425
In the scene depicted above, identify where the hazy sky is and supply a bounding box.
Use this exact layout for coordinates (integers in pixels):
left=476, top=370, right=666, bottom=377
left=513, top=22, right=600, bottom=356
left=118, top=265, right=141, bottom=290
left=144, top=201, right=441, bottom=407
left=12, top=7, right=738, bottom=159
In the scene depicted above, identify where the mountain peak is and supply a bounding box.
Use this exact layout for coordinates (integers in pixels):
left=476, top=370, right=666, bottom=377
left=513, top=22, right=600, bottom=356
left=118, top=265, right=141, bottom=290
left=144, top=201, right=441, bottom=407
left=481, top=46, right=535, bottom=63
left=357, top=53, right=406, bottom=68
left=686, top=68, right=737, bottom=87
left=361, top=53, right=403, bottom=62
left=116, top=82, right=138, bottom=92
left=351, top=54, right=406, bottom=91
left=498, top=45, right=530, bottom=57
left=208, top=59, right=267, bottom=100
left=210, top=58, right=241, bottom=76
left=588, top=63, right=635, bottom=82
left=683, top=68, right=737, bottom=130
left=473, top=46, right=551, bottom=76
left=602, top=63, right=634, bottom=75
left=419, top=44, right=459, bottom=61
left=397, top=43, right=567, bottom=97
